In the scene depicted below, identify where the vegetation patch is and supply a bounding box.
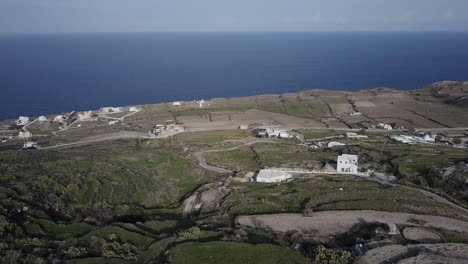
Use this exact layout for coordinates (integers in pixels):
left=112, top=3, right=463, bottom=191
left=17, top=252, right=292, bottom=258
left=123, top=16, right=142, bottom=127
left=170, top=241, right=309, bottom=264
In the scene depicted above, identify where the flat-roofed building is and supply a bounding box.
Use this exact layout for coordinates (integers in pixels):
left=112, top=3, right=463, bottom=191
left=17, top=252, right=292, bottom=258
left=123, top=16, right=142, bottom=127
left=256, top=169, right=293, bottom=183
left=337, top=154, right=358, bottom=173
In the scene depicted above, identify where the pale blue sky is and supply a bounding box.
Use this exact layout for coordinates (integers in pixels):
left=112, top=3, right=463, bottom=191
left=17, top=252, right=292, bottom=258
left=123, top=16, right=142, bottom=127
left=1, top=0, right=468, bottom=33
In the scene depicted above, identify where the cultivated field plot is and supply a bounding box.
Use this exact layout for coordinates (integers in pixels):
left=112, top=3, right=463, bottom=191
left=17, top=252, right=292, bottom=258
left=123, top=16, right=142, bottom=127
left=224, top=176, right=468, bottom=221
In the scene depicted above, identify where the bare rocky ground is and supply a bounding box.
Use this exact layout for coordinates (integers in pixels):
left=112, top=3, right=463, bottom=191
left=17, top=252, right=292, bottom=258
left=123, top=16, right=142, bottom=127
left=358, top=243, right=468, bottom=264
left=236, top=210, right=468, bottom=242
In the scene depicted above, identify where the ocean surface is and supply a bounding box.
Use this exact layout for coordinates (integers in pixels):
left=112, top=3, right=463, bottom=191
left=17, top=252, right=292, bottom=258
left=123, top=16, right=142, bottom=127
left=1, top=32, right=468, bottom=121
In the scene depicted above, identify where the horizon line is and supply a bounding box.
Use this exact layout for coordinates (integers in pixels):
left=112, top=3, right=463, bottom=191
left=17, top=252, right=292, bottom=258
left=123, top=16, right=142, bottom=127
left=1, top=29, right=468, bottom=35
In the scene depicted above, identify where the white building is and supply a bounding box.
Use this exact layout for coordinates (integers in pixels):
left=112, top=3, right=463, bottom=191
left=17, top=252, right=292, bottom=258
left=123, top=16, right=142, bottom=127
left=422, top=134, right=436, bottom=142
left=239, top=124, right=249, bottom=130
left=198, top=99, right=205, bottom=108
left=173, top=102, right=182, bottom=106
left=129, top=107, right=140, bottom=112
left=18, top=131, right=32, bottom=139
left=337, top=154, right=358, bottom=173
left=23, top=141, right=38, bottom=149
left=101, top=107, right=121, bottom=114
left=346, top=132, right=368, bottom=139
left=328, top=141, right=346, bottom=148
left=256, top=169, right=293, bottom=183
left=38, top=116, right=48, bottom=122
left=390, top=134, right=436, bottom=145
left=265, top=129, right=294, bottom=139
left=53, top=115, right=65, bottom=123
left=77, top=111, right=93, bottom=121
left=377, top=123, right=393, bottom=130
left=16, top=116, right=30, bottom=126
left=108, top=120, right=119, bottom=125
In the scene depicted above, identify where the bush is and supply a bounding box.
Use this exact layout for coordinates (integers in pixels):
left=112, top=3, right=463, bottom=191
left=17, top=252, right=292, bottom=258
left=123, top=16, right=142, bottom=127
left=176, top=226, right=201, bottom=242
left=20, top=255, right=46, bottom=264
left=63, top=246, right=88, bottom=258
left=313, top=246, right=352, bottom=264
left=101, top=241, right=137, bottom=260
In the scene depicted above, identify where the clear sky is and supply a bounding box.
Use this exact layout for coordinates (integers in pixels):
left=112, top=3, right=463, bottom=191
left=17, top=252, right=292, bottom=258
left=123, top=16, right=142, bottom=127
left=1, top=0, right=468, bottom=33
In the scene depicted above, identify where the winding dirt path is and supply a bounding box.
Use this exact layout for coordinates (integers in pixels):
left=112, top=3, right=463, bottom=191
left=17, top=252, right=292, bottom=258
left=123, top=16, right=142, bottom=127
left=194, top=139, right=279, bottom=174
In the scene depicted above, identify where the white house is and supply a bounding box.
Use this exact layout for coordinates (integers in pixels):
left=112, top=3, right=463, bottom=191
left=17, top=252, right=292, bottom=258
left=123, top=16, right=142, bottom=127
left=265, top=129, right=294, bottom=139
left=422, top=134, right=436, bottom=142
left=18, top=131, right=32, bottom=139
left=129, top=107, right=140, bottom=112
left=346, top=132, right=368, bottom=139
left=337, top=154, right=358, bottom=173
left=77, top=111, right=93, bottom=121
left=198, top=99, right=205, bottom=108
left=256, top=169, right=293, bottom=183
left=23, top=141, right=39, bottom=149
left=101, top=107, right=121, bottom=114
left=173, top=102, right=182, bottom=106
left=16, top=116, right=30, bottom=126
left=108, top=120, right=119, bottom=125
left=377, top=123, right=393, bottom=130
left=328, top=141, right=346, bottom=148
left=239, top=125, right=249, bottom=130
left=38, top=116, right=48, bottom=122
left=53, top=115, right=65, bottom=123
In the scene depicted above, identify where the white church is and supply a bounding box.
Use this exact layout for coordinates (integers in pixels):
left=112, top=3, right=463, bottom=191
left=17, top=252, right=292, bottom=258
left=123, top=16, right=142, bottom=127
left=337, top=154, right=358, bottom=173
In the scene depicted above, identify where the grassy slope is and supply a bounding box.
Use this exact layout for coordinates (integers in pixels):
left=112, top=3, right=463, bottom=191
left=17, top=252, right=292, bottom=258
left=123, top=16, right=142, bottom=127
left=170, top=241, right=309, bottom=264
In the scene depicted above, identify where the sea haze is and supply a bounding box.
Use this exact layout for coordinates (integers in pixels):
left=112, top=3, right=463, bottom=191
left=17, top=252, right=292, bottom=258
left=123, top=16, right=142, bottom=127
left=1, top=32, right=468, bottom=121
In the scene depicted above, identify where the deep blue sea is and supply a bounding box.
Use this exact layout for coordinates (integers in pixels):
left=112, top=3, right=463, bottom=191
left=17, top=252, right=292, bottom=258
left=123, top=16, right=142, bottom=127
left=1, top=32, right=468, bottom=121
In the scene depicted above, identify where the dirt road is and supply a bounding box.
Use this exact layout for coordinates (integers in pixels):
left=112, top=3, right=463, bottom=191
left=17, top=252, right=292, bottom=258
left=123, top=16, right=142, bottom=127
left=41, top=131, right=151, bottom=150
left=194, top=139, right=278, bottom=174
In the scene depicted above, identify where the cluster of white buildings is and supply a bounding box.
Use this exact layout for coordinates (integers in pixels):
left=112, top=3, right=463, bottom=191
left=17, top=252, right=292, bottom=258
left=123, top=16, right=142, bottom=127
left=17, top=131, right=32, bottom=139
left=376, top=123, right=393, bottom=130
left=53, top=115, right=65, bottom=123
left=101, top=107, right=122, bottom=114
left=77, top=111, right=94, bottom=121
left=390, top=133, right=437, bottom=145
left=16, top=116, right=30, bottom=126
left=150, top=123, right=185, bottom=136
left=257, top=128, right=295, bottom=139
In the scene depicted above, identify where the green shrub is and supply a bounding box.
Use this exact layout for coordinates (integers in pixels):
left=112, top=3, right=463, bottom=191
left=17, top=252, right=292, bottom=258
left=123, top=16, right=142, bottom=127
left=63, top=246, right=88, bottom=258
left=313, top=246, right=352, bottom=264
left=101, top=242, right=137, bottom=260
